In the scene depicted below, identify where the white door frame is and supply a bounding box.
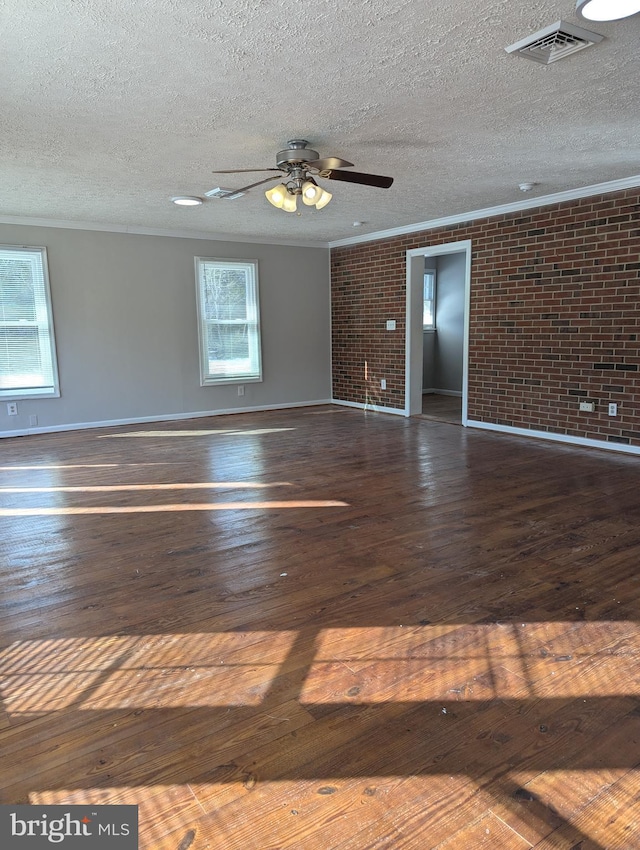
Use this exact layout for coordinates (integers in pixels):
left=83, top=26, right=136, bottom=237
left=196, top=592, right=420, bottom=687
left=404, top=240, right=472, bottom=422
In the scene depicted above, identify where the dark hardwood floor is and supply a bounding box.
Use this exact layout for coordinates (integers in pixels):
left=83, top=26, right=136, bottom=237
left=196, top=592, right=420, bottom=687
left=1, top=405, right=639, bottom=849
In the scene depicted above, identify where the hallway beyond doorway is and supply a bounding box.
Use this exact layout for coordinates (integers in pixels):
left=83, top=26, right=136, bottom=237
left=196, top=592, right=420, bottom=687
left=419, top=392, right=462, bottom=424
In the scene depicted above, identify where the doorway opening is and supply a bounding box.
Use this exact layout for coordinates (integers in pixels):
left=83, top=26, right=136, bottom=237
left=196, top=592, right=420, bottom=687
left=404, top=240, right=471, bottom=423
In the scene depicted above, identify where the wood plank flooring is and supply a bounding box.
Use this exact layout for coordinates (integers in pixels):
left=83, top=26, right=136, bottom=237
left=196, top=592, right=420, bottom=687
left=1, top=405, right=639, bottom=849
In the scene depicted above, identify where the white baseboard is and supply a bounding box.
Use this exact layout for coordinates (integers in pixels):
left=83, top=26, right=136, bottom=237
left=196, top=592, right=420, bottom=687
left=0, top=399, right=334, bottom=439
left=468, top=419, right=640, bottom=456
left=331, top=398, right=406, bottom=416
left=6, top=402, right=636, bottom=457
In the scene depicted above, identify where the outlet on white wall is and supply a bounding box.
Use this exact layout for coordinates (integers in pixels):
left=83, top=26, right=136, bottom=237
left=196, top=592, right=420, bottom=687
left=7, top=402, right=18, bottom=415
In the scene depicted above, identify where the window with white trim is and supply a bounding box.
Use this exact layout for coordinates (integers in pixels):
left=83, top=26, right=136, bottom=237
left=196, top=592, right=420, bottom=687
left=423, top=269, right=436, bottom=330
left=0, top=245, right=60, bottom=399
left=195, top=258, right=262, bottom=385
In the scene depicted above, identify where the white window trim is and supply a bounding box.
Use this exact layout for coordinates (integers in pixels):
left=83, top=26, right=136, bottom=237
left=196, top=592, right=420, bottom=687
left=0, top=245, right=60, bottom=400
left=195, top=257, right=263, bottom=386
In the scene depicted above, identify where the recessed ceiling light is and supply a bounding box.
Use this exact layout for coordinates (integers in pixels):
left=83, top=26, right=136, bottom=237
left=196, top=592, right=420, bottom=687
left=171, top=196, right=203, bottom=206
left=576, top=0, right=640, bottom=20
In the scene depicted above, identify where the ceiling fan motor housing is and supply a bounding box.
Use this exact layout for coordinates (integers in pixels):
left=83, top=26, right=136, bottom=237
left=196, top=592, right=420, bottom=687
left=276, top=140, right=320, bottom=169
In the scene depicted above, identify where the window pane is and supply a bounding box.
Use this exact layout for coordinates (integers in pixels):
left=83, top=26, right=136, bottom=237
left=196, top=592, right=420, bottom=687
left=203, top=267, right=248, bottom=321
left=0, top=258, right=37, bottom=321
left=423, top=270, right=436, bottom=330
left=207, top=323, right=249, bottom=361
left=0, top=327, right=44, bottom=388
left=423, top=273, right=434, bottom=302
left=206, top=323, right=251, bottom=374
left=0, top=246, right=59, bottom=397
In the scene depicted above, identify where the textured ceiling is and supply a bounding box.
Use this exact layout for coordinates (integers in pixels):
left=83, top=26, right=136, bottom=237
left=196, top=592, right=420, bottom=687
left=1, top=0, right=639, bottom=245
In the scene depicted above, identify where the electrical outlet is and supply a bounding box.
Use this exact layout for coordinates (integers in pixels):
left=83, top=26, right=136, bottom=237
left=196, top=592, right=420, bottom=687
left=380, top=379, right=387, bottom=390
left=237, top=385, right=245, bottom=397
left=579, top=401, right=595, bottom=412
left=386, top=320, right=396, bottom=331
left=608, top=403, right=618, bottom=416
left=7, top=402, right=18, bottom=416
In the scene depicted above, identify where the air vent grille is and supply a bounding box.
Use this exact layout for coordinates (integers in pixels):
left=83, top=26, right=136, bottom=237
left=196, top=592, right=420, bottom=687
left=204, top=187, right=245, bottom=200
left=505, top=21, right=604, bottom=65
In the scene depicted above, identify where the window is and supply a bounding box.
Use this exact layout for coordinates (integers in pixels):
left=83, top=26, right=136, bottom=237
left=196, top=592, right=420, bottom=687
left=423, top=269, right=436, bottom=330
left=0, top=245, right=60, bottom=399
left=195, top=258, right=262, bottom=385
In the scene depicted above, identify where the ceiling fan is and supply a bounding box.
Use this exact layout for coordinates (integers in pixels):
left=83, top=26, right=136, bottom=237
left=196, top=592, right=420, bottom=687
left=209, top=139, right=394, bottom=212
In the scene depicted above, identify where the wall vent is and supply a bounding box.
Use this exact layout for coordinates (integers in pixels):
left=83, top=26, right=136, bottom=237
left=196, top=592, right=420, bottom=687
left=505, top=21, right=604, bottom=65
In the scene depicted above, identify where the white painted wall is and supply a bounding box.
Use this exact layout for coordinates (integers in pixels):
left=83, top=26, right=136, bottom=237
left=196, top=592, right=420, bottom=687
left=0, top=224, right=331, bottom=435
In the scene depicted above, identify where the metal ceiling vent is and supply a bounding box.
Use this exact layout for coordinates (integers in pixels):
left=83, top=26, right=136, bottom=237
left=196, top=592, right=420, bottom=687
left=505, top=20, right=604, bottom=64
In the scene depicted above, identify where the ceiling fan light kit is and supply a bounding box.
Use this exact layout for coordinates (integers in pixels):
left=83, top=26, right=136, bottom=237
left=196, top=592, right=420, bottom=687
left=302, top=179, right=323, bottom=205
left=576, top=0, right=640, bottom=20
left=264, top=183, right=288, bottom=208
left=301, top=179, right=332, bottom=209
left=314, top=188, right=332, bottom=210
left=281, top=193, right=298, bottom=213
left=265, top=181, right=332, bottom=213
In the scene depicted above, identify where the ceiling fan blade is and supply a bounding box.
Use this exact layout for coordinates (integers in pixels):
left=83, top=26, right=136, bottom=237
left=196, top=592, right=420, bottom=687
left=321, top=169, right=394, bottom=189
left=232, top=175, right=282, bottom=193
left=211, top=168, right=282, bottom=174
left=307, top=156, right=354, bottom=170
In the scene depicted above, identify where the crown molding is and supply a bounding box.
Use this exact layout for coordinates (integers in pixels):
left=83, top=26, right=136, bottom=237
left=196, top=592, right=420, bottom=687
left=3, top=172, right=640, bottom=251
left=328, top=174, right=640, bottom=249
left=0, top=215, right=327, bottom=249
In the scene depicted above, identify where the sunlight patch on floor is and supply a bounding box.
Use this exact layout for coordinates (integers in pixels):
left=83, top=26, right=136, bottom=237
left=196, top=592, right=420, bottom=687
left=27, top=769, right=620, bottom=850
left=1, top=622, right=638, bottom=717
left=0, top=633, right=298, bottom=714
left=0, top=463, right=179, bottom=470
left=0, top=482, right=293, bottom=493
left=301, top=622, right=640, bottom=703
left=98, top=428, right=295, bottom=438
left=0, top=500, right=348, bottom=516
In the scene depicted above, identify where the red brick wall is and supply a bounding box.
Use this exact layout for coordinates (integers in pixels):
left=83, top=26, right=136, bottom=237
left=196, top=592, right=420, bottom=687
left=331, top=188, right=640, bottom=448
